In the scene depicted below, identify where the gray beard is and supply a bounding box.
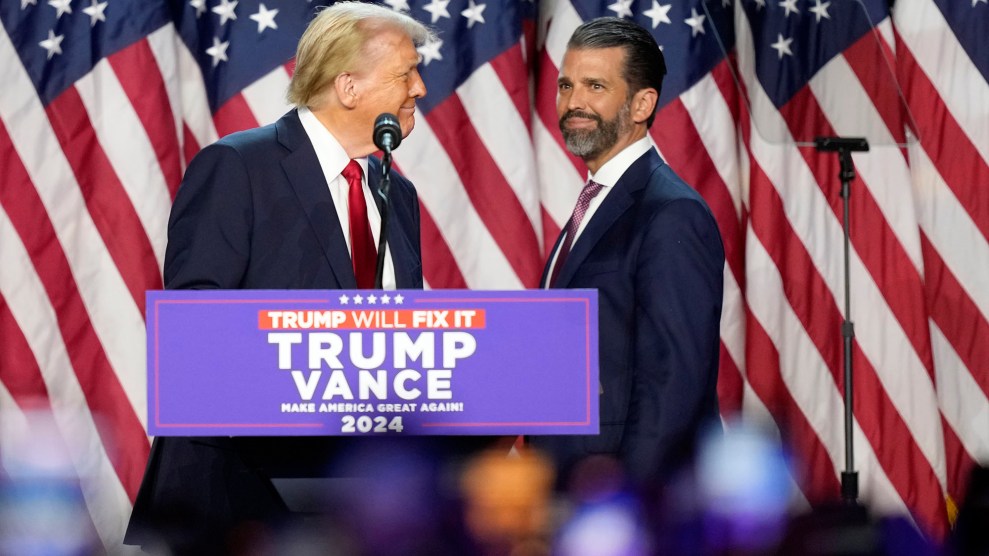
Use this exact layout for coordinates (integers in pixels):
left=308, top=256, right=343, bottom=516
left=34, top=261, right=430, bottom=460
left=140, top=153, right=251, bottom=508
left=560, top=102, right=632, bottom=159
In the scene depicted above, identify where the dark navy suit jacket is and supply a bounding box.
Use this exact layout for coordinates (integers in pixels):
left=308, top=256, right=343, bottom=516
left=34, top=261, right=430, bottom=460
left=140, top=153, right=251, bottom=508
left=126, top=111, right=437, bottom=546
left=529, top=148, right=724, bottom=488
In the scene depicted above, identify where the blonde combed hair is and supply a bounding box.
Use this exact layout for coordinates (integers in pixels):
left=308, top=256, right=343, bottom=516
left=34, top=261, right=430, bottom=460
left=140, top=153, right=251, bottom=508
left=287, top=2, right=434, bottom=110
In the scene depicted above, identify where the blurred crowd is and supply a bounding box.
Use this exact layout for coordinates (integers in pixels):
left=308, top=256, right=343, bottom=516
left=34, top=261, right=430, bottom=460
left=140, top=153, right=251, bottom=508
left=1, top=413, right=986, bottom=556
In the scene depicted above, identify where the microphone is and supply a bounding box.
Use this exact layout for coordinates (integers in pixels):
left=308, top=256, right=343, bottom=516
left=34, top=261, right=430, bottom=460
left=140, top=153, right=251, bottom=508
left=373, top=113, right=402, bottom=153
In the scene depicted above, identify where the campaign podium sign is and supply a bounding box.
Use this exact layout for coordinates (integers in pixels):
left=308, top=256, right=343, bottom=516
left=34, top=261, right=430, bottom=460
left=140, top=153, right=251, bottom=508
left=147, top=289, right=598, bottom=436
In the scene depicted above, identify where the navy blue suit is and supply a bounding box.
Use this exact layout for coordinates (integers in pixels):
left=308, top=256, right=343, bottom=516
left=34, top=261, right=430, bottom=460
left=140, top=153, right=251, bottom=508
left=127, top=111, right=445, bottom=547
left=529, top=149, right=724, bottom=488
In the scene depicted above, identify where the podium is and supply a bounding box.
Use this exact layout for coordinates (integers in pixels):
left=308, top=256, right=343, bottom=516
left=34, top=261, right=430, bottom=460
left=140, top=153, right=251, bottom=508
left=145, top=289, right=600, bottom=514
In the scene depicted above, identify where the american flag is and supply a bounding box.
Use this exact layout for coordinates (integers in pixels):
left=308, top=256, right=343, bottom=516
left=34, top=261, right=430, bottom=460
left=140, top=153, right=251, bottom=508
left=0, top=0, right=984, bottom=551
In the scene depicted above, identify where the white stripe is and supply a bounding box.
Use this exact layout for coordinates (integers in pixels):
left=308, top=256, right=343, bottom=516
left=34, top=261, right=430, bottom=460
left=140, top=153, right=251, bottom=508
left=809, top=54, right=924, bottom=273
left=736, top=9, right=946, bottom=490
left=744, top=225, right=908, bottom=517
left=144, top=27, right=185, bottom=166
left=396, top=117, right=523, bottom=289
left=457, top=64, right=543, bottom=237
left=681, top=72, right=744, bottom=221
left=75, top=59, right=171, bottom=269
left=543, top=0, right=584, bottom=68
left=931, top=322, right=989, bottom=462
left=0, top=27, right=148, bottom=431
left=241, top=65, right=293, bottom=127
left=894, top=0, right=989, bottom=161
left=0, top=206, right=135, bottom=552
left=720, top=261, right=745, bottom=375
left=909, top=144, right=989, bottom=321
left=146, top=24, right=218, bottom=151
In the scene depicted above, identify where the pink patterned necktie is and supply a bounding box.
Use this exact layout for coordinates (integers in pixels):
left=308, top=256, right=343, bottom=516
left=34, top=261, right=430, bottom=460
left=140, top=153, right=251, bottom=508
left=342, top=160, right=377, bottom=289
left=549, top=180, right=604, bottom=287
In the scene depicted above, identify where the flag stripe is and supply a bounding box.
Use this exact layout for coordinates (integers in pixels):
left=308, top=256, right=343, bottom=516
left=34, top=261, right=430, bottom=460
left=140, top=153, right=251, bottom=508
left=419, top=203, right=469, bottom=289
left=46, top=91, right=162, bottom=315
left=424, top=94, right=542, bottom=285
left=0, top=121, right=149, bottom=501
left=213, top=92, right=261, bottom=139
left=107, top=39, right=184, bottom=200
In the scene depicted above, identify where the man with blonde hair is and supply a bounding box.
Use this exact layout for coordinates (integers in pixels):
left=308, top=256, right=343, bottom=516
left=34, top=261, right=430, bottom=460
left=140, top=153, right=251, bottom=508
left=125, top=3, right=442, bottom=552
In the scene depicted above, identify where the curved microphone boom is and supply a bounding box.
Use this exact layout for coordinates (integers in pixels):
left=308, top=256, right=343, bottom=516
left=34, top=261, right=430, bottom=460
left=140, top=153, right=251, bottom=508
left=372, top=113, right=400, bottom=290
left=373, top=113, right=402, bottom=153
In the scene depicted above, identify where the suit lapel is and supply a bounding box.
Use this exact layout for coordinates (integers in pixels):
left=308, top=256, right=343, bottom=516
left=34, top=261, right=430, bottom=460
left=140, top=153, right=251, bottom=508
left=552, top=149, right=660, bottom=287
left=276, top=111, right=357, bottom=289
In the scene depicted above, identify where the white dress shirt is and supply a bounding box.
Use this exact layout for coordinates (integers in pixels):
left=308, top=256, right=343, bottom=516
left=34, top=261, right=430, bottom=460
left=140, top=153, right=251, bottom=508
left=298, top=107, right=397, bottom=289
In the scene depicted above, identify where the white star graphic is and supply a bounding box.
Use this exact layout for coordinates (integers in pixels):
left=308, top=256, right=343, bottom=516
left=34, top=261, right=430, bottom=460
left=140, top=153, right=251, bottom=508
left=685, top=7, right=706, bottom=37
left=212, top=0, right=238, bottom=26
left=380, top=294, right=391, bottom=304
left=367, top=294, right=378, bottom=305
left=38, top=29, right=64, bottom=59
left=250, top=3, right=278, bottom=33
left=643, top=1, right=672, bottom=28
left=809, top=0, right=831, bottom=22
left=723, top=0, right=731, bottom=7
left=753, top=0, right=766, bottom=9
left=418, top=37, right=443, bottom=66
left=422, top=0, right=451, bottom=23
left=770, top=33, right=793, bottom=59
left=339, top=294, right=350, bottom=305
left=190, top=0, right=206, bottom=18
left=607, top=0, right=633, bottom=18
left=205, top=36, right=230, bottom=67
left=394, top=294, right=405, bottom=305
left=461, top=0, right=486, bottom=28
left=778, top=0, right=799, bottom=17
left=972, top=0, right=986, bottom=6
left=48, top=0, right=72, bottom=19
left=21, top=0, right=38, bottom=9
left=384, top=0, right=410, bottom=12
left=354, top=294, right=364, bottom=305
left=82, top=0, right=108, bottom=26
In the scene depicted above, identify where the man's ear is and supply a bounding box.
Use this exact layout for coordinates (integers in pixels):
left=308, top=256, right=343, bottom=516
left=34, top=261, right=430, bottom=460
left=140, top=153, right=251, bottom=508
left=335, top=72, right=358, bottom=109
left=631, top=87, right=658, bottom=124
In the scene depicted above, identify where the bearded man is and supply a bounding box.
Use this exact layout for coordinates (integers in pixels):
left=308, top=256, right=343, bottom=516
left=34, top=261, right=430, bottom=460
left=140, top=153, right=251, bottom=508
left=528, top=17, right=726, bottom=491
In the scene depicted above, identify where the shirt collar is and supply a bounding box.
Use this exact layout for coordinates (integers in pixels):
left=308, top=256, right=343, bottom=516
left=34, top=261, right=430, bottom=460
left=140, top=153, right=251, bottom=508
left=298, top=106, right=368, bottom=178
left=587, top=136, right=653, bottom=188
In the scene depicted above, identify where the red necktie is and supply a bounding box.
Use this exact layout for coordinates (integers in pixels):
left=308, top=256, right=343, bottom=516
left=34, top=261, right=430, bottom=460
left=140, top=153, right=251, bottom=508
left=343, top=160, right=377, bottom=289
left=549, top=180, right=604, bottom=286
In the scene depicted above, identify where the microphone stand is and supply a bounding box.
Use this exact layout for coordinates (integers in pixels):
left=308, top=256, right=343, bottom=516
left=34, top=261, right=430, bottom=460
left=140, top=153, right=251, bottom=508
left=373, top=148, right=392, bottom=290
left=814, top=136, right=869, bottom=506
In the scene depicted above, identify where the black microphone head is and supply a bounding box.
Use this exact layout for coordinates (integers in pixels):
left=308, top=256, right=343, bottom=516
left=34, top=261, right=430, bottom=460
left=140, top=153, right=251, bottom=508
left=373, top=113, right=402, bottom=152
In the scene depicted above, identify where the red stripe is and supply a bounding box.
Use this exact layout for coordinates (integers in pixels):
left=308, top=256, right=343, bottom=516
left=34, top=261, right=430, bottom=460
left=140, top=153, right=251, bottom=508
left=779, top=89, right=936, bottom=378
left=424, top=95, right=542, bottom=286
left=489, top=43, right=531, bottom=130
left=535, top=50, right=586, bottom=177
left=46, top=89, right=163, bottom=316
left=0, top=121, right=150, bottom=501
left=213, top=93, right=260, bottom=139
left=419, top=203, right=468, bottom=289
left=920, top=234, right=989, bottom=397
left=894, top=32, right=989, bottom=242
left=842, top=32, right=908, bottom=145
left=540, top=206, right=561, bottom=260
left=744, top=308, right=842, bottom=502
left=182, top=122, right=201, bottom=174
left=107, top=39, right=183, bottom=200
left=716, top=340, right=744, bottom=416
left=941, top=416, right=976, bottom=512
left=0, top=294, right=50, bottom=405
left=745, top=142, right=948, bottom=537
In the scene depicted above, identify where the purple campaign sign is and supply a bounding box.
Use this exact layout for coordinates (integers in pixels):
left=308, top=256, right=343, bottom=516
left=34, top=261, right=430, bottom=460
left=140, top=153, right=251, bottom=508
left=147, top=289, right=598, bottom=436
